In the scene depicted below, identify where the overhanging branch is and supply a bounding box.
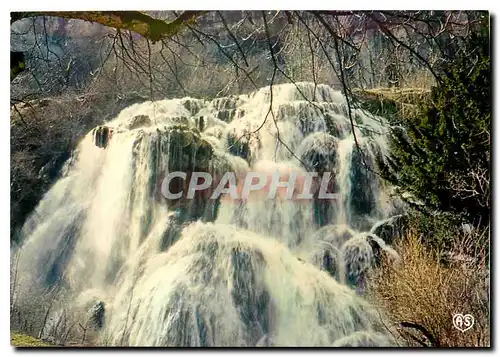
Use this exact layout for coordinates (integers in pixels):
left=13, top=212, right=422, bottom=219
left=11, top=11, right=206, bottom=42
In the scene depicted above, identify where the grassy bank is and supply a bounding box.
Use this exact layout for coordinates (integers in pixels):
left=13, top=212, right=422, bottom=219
left=353, top=87, right=431, bottom=122
left=11, top=333, right=54, bottom=347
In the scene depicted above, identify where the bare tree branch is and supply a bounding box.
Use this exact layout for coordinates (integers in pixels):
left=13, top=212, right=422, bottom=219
left=11, top=11, right=206, bottom=42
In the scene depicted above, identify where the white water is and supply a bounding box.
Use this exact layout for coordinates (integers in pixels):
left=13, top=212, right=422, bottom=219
left=13, top=82, right=403, bottom=346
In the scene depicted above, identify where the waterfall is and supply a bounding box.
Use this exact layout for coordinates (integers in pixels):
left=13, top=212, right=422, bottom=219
left=12, top=82, right=403, bottom=347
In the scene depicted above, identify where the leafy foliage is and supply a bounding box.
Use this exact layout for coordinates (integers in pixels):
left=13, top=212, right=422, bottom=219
left=379, top=19, right=490, bottom=228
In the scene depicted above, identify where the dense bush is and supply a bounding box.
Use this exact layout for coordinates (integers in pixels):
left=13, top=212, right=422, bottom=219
left=379, top=20, right=490, bottom=229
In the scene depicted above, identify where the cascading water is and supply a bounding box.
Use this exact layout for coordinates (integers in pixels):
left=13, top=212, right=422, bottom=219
left=12, top=82, right=404, bottom=347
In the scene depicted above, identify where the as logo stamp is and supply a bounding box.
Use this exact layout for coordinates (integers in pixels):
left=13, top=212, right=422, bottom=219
left=452, top=314, right=474, bottom=332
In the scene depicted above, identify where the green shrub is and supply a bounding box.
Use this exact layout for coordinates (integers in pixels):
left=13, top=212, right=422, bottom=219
left=379, top=18, right=490, bottom=229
